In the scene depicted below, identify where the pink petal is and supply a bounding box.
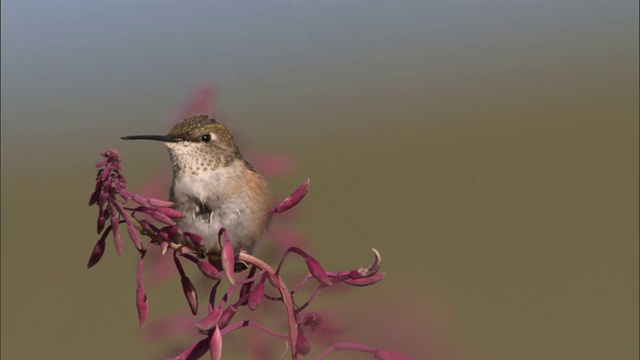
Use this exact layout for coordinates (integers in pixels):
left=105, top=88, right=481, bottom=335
left=127, top=224, right=143, bottom=250
left=248, top=276, right=266, bottom=310
left=136, top=257, right=148, bottom=329
left=160, top=241, right=170, bottom=255
left=149, top=210, right=176, bottom=225
left=130, top=194, right=151, bottom=207
left=197, top=260, right=223, bottom=280
left=209, top=326, right=223, bottom=360
left=218, top=229, right=235, bottom=285
left=155, top=206, right=186, bottom=219
left=349, top=248, right=382, bottom=279
left=195, top=308, right=223, bottom=331
left=269, top=178, right=310, bottom=215
left=147, top=198, right=174, bottom=207
left=217, top=305, right=238, bottom=329
left=185, top=232, right=205, bottom=247
left=343, top=272, right=386, bottom=287
left=181, top=277, right=199, bottom=315
left=87, top=237, right=107, bottom=268
left=305, top=256, right=332, bottom=286
left=168, top=338, right=210, bottom=360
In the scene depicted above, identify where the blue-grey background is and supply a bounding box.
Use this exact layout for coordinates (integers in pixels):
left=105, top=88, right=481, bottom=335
left=2, top=1, right=638, bottom=359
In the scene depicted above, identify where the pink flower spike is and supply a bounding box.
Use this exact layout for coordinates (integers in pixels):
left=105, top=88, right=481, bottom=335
left=269, top=178, right=310, bottom=215
left=218, top=228, right=235, bottom=285
left=197, top=260, right=223, bottom=280
left=181, top=276, right=199, bottom=315
left=209, top=326, right=223, bottom=360
left=344, top=272, right=387, bottom=287
left=248, top=275, right=266, bottom=310
left=296, top=327, right=311, bottom=355
left=136, top=256, right=148, bottom=329
left=168, top=338, right=210, bottom=360
left=195, top=308, right=223, bottom=331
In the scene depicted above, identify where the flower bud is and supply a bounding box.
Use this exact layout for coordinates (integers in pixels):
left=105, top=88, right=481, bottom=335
left=181, top=277, right=198, bottom=315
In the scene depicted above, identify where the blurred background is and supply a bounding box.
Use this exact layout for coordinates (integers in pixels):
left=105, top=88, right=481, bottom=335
left=2, top=1, right=638, bottom=359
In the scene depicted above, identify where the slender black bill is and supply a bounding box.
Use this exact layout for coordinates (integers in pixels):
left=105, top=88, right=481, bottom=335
left=120, top=134, right=183, bottom=142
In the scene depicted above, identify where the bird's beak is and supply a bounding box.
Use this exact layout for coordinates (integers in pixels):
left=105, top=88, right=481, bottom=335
left=120, top=134, right=183, bottom=142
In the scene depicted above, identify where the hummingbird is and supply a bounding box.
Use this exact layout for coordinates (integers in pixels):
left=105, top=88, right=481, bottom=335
left=122, top=114, right=271, bottom=257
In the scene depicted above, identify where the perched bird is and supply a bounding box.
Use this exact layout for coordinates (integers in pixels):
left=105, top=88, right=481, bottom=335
left=122, top=114, right=271, bottom=256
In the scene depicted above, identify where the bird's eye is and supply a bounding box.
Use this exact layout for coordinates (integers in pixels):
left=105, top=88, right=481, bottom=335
left=201, top=134, right=212, bottom=142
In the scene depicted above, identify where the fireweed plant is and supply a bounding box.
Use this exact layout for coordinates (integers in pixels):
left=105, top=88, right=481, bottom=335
left=87, top=149, right=409, bottom=360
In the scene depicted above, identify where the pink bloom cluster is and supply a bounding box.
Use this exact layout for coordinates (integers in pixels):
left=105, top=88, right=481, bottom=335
left=87, top=150, right=409, bottom=360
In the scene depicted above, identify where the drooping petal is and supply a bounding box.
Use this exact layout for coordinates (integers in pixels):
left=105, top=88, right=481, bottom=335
left=218, top=228, right=235, bottom=285
left=305, top=255, right=332, bottom=286
left=209, top=326, right=223, bottom=360
left=87, top=237, right=107, bottom=268
left=168, top=338, right=210, bottom=360
left=147, top=197, right=174, bottom=207
left=269, top=178, right=310, bottom=215
left=136, top=256, right=148, bottom=329
left=155, top=206, right=186, bottom=219
left=197, top=261, right=223, bottom=280
left=344, top=273, right=386, bottom=287
left=195, top=308, right=223, bottom=331
left=181, top=277, right=199, bottom=315
left=248, top=276, right=266, bottom=310
left=349, top=248, right=382, bottom=279
left=127, top=223, right=143, bottom=250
